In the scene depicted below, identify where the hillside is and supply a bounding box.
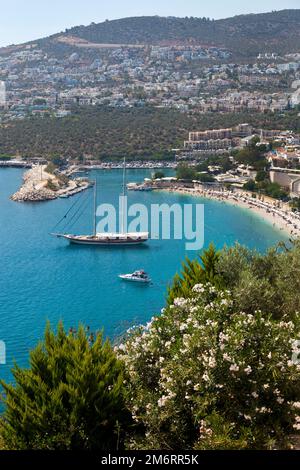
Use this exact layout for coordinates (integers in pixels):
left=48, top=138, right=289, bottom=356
left=1, top=10, right=300, bottom=59
left=58, top=10, right=300, bottom=57
left=0, top=107, right=299, bottom=160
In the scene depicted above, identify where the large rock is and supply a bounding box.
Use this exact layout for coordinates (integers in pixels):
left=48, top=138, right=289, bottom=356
left=11, top=188, right=56, bottom=202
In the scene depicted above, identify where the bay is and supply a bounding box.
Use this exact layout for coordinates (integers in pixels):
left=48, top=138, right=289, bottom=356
left=0, top=168, right=288, bottom=383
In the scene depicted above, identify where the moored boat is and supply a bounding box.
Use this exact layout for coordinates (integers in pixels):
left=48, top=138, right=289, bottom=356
left=119, top=270, right=151, bottom=283
left=52, top=158, right=149, bottom=246
left=56, top=232, right=149, bottom=245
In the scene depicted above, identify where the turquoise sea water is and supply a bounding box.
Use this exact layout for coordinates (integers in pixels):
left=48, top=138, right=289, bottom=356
left=0, top=168, right=289, bottom=384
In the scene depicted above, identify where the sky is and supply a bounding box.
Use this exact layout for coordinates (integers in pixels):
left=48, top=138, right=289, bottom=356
left=0, top=0, right=299, bottom=47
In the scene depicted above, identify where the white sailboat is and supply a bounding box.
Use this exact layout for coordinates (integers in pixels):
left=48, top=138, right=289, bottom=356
left=53, top=159, right=149, bottom=246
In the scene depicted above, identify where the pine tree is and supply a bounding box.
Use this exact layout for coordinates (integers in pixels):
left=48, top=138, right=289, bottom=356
left=167, top=243, right=221, bottom=304
left=0, top=323, right=131, bottom=450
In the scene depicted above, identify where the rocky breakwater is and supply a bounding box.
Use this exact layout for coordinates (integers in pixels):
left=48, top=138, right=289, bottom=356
left=11, top=165, right=90, bottom=202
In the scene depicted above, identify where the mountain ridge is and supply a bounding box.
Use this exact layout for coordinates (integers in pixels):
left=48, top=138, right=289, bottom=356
left=1, top=10, right=300, bottom=58
left=51, top=10, right=300, bottom=57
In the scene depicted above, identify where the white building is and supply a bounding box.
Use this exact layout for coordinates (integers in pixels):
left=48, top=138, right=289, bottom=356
left=0, top=81, right=6, bottom=107
left=270, top=168, right=300, bottom=196
left=291, top=88, right=300, bottom=108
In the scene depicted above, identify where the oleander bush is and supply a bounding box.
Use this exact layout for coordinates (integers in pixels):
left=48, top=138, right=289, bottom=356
left=119, top=282, right=300, bottom=449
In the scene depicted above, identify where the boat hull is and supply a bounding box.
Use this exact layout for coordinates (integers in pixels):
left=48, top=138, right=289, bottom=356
left=119, top=275, right=151, bottom=283
left=54, top=233, right=149, bottom=246
left=70, top=238, right=147, bottom=246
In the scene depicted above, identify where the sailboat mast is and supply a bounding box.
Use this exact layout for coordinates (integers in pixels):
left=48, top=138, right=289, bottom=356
left=93, top=177, right=97, bottom=236
left=121, top=157, right=126, bottom=234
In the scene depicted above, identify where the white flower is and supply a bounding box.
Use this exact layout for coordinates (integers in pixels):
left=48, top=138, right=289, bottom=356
left=192, top=283, right=205, bottom=293
left=229, top=364, right=239, bottom=372
left=223, top=353, right=232, bottom=362
left=219, top=333, right=229, bottom=343
left=208, top=356, right=217, bottom=368
left=252, top=392, right=259, bottom=398
left=244, top=366, right=252, bottom=375
left=158, top=396, right=168, bottom=407
left=244, top=415, right=252, bottom=421
left=174, top=298, right=188, bottom=308
left=258, top=407, right=272, bottom=414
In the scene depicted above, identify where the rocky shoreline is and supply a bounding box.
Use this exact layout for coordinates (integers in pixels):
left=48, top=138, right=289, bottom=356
left=11, top=165, right=91, bottom=202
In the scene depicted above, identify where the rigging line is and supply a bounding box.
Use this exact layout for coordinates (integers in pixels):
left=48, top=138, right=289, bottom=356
left=61, top=190, right=92, bottom=233
left=61, top=190, right=93, bottom=233
left=66, top=192, right=94, bottom=232
left=51, top=188, right=90, bottom=232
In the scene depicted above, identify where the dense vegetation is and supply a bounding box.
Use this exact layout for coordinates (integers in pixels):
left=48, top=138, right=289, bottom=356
left=0, top=325, right=130, bottom=450
left=244, top=179, right=289, bottom=200
left=176, top=163, right=215, bottom=182
left=1, top=242, right=300, bottom=450
left=61, top=10, right=300, bottom=57
left=0, top=107, right=299, bottom=161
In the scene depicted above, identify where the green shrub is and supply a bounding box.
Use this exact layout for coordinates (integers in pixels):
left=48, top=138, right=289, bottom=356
left=45, top=178, right=58, bottom=191
left=0, top=324, right=130, bottom=450
left=217, top=242, right=300, bottom=320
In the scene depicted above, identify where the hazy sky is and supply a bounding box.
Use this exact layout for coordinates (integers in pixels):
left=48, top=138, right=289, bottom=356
left=0, top=0, right=299, bottom=47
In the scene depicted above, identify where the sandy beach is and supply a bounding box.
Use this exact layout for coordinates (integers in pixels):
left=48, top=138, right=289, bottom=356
left=165, top=186, right=300, bottom=239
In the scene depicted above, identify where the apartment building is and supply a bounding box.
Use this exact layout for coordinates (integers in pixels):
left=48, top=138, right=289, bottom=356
left=184, top=124, right=255, bottom=154
left=0, top=81, right=6, bottom=107
left=184, top=138, right=232, bottom=151
left=188, top=128, right=233, bottom=142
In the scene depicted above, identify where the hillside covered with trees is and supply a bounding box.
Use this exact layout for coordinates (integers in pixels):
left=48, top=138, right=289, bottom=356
left=2, top=10, right=300, bottom=59
left=0, top=107, right=299, bottom=160
left=56, top=10, right=300, bottom=57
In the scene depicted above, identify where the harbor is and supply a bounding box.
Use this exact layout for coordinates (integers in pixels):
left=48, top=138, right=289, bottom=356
left=0, top=166, right=288, bottom=386
left=10, top=165, right=92, bottom=202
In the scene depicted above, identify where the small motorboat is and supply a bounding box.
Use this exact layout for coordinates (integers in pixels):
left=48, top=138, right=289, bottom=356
left=119, top=270, right=151, bottom=283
